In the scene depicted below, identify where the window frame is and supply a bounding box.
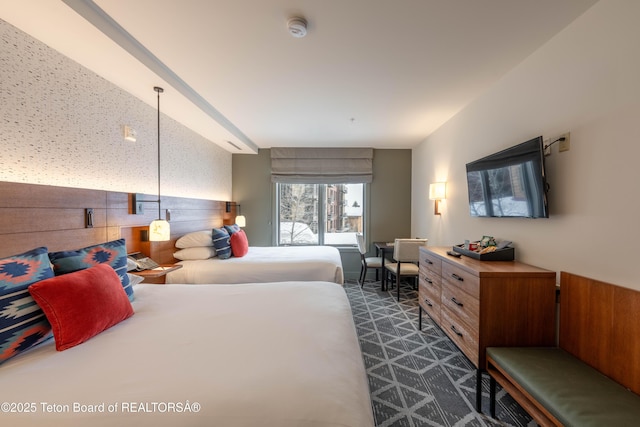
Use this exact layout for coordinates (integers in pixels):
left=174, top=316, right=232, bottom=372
left=274, top=182, right=367, bottom=247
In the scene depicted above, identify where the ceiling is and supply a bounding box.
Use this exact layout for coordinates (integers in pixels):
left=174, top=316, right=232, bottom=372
left=0, top=0, right=598, bottom=154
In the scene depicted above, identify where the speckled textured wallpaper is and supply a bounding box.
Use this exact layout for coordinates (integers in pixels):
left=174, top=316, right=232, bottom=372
left=0, top=18, right=231, bottom=201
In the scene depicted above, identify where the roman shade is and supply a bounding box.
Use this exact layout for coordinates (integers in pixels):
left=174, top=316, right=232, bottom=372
left=271, top=147, right=373, bottom=183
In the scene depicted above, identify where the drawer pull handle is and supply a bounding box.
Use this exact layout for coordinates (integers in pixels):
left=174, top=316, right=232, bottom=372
left=424, top=259, right=433, bottom=265
left=451, top=273, right=464, bottom=281
left=424, top=277, right=433, bottom=284
left=451, top=325, right=463, bottom=337
left=424, top=299, right=433, bottom=307
left=451, top=297, right=463, bottom=307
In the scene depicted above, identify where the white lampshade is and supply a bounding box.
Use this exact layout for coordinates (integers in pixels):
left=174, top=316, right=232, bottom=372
left=149, top=219, right=170, bottom=242
left=235, top=215, right=246, bottom=227
left=429, top=182, right=446, bottom=200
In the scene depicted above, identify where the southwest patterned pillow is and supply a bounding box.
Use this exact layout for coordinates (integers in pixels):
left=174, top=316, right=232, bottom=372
left=224, top=224, right=241, bottom=235
left=212, top=227, right=232, bottom=259
left=48, top=239, right=133, bottom=301
left=0, top=247, right=55, bottom=364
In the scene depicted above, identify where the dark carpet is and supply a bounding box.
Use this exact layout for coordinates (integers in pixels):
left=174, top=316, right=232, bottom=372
left=344, top=279, right=535, bottom=427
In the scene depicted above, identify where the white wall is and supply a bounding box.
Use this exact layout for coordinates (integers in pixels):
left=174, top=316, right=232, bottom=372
left=0, top=18, right=231, bottom=200
left=412, top=0, right=640, bottom=289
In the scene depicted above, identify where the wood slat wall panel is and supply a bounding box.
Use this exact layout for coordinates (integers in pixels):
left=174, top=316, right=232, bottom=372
left=611, top=285, right=640, bottom=394
left=0, top=229, right=110, bottom=258
left=160, top=195, right=228, bottom=210
left=109, top=208, right=157, bottom=228
left=138, top=204, right=235, bottom=264
left=0, top=181, right=107, bottom=208
left=0, top=181, right=234, bottom=263
left=0, top=208, right=107, bottom=234
left=106, top=191, right=130, bottom=210
left=559, top=272, right=640, bottom=396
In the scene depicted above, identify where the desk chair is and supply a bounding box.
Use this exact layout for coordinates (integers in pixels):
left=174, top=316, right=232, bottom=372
left=356, top=233, right=383, bottom=289
left=385, top=238, right=428, bottom=301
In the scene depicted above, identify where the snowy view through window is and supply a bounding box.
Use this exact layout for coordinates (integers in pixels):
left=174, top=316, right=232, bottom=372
left=278, top=183, right=363, bottom=246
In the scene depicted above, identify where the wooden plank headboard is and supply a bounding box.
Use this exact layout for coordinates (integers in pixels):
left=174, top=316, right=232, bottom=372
left=559, top=271, right=640, bottom=395
left=0, top=181, right=235, bottom=264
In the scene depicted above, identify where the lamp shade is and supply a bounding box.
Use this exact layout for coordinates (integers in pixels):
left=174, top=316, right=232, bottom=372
left=149, top=219, right=170, bottom=242
left=235, top=215, right=246, bottom=227
left=429, top=182, right=446, bottom=200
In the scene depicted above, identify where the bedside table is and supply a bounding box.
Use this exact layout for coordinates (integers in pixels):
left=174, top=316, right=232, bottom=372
left=130, top=264, right=182, bottom=284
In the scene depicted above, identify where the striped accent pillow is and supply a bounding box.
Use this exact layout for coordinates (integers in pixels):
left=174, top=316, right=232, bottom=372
left=0, top=247, right=55, bottom=364
left=224, top=224, right=241, bottom=235
left=212, top=227, right=232, bottom=259
left=48, top=239, right=133, bottom=301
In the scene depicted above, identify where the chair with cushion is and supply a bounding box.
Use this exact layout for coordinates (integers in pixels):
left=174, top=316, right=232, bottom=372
left=355, top=233, right=383, bottom=289
left=385, top=238, right=428, bottom=301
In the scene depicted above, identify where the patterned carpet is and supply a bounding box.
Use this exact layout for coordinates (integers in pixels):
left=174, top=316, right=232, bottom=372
left=343, top=279, right=535, bottom=427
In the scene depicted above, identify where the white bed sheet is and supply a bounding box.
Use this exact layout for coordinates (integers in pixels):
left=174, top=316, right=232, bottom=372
left=0, top=282, right=373, bottom=427
left=167, top=246, right=344, bottom=285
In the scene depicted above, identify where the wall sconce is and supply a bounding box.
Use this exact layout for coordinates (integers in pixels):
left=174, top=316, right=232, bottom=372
left=429, top=182, right=446, bottom=215
left=226, top=201, right=246, bottom=227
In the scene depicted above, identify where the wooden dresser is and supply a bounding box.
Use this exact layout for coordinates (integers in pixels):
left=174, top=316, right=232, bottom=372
left=418, top=246, right=557, bottom=411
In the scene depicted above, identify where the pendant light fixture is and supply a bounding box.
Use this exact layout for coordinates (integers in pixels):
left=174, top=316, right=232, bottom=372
left=149, top=86, right=170, bottom=241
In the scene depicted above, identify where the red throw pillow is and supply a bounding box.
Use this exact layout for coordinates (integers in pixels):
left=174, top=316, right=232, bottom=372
left=230, top=229, right=249, bottom=257
left=28, top=263, right=134, bottom=351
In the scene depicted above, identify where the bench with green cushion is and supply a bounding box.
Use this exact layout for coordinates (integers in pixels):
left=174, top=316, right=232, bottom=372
left=485, top=272, right=640, bottom=426
left=487, top=347, right=640, bottom=426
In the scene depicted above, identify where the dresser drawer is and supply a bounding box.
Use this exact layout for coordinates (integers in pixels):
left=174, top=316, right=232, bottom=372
left=420, top=248, right=441, bottom=276
left=418, top=283, right=441, bottom=324
left=441, top=283, right=479, bottom=330
left=419, top=273, right=440, bottom=298
left=419, top=265, right=441, bottom=289
left=441, top=309, right=479, bottom=367
left=442, top=262, right=480, bottom=299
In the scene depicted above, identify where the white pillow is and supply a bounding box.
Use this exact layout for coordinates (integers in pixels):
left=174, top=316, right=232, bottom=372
left=174, top=247, right=217, bottom=261
left=175, top=230, right=213, bottom=248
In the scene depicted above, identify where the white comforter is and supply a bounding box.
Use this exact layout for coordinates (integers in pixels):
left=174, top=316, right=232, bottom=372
left=167, top=246, right=344, bottom=285
left=0, top=282, right=373, bottom=427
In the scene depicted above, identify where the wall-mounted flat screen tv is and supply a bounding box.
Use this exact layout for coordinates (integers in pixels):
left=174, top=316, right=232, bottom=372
left=465, top=136, right=549, bottom=218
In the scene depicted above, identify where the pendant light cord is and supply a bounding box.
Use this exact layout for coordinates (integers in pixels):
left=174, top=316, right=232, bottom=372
left=154, top=86, right=164, bottom=220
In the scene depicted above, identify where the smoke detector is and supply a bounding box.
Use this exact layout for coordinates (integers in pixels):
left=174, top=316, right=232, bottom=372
left=287, top=17, right=307, bottom=38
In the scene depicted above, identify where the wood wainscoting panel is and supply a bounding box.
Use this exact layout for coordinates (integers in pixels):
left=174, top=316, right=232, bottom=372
left=118, top=193, right=232, bottom=264
left=0, top=181, right=233, bottom=262
left=559, top=272, right=640, bottom=396
left=0, top=182, right=109, bottom=257
left=611, top=283, right=640, bottom=394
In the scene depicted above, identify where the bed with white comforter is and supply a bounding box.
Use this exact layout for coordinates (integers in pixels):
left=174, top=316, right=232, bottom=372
left=167, top=245, right=344, bottom=285
left=0, top=282, right=372, bottom=427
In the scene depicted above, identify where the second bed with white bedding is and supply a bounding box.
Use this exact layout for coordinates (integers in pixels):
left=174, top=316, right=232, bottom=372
left=167, top=245, right=344, bottom=284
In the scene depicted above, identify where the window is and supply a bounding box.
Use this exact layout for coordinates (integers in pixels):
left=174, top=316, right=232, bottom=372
left=277, top=183, right=364, bottom=246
